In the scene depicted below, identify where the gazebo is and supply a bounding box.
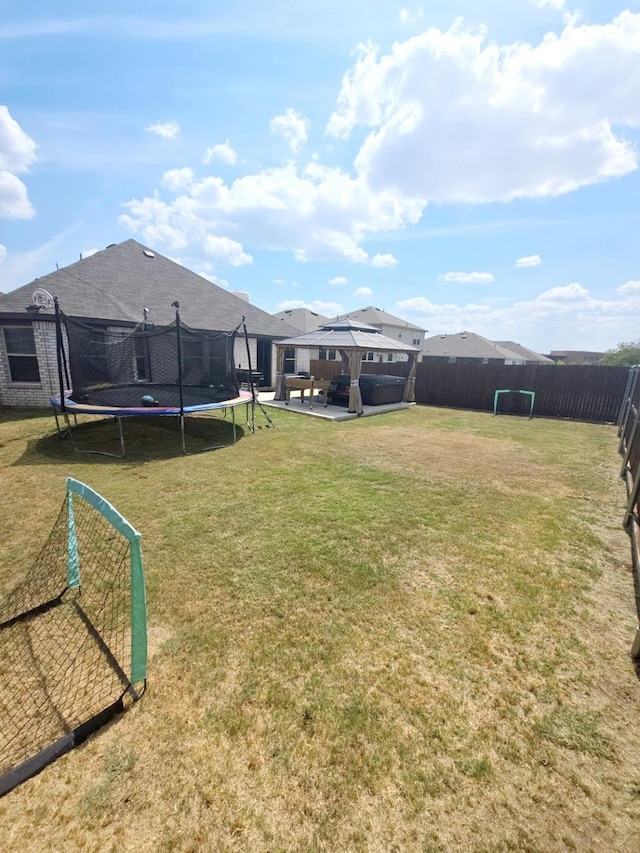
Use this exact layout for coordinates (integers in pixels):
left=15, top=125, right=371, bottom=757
left=274, top=319, right=420, bottom=415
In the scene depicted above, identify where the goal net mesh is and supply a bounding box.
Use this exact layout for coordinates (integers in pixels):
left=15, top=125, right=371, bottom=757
left=0, top=479, right=146, bottom=795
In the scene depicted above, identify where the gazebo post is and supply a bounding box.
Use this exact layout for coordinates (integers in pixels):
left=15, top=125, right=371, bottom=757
left=403, top=353, right=417, bottom=403
left=274, top=345, right=287, bottom=400
left=346, top=349, right=363, bottom=415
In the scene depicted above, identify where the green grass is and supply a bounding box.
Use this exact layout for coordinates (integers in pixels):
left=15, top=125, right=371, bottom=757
left=0, top=404, right=639, bottom=852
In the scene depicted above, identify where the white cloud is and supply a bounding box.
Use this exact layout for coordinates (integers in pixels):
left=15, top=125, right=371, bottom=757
left=273, top=278, right=286, bottom=284
left=396, top=279, right=640, bottom=351
left=0, top=243, right=6, bottom=262
left=270, top=108, right=309, bottom=154
left=515, top=254, right=542, bottom=267
left=399, top=7, right=424, bottom=25
left=440, top=271, right=495, bottom=283
left=121, top=161, right=420, bottom=263
left=0, top=106, right=37, bottom=219
left=354, top=286, right=373, bottom=298
left=326, top=15, right=640, bottom=204
left=371, top=252, right=398, bottom=268
left=618, top=280, right=640, bottom=294
left=122, top=14, right=640, bottom=268
left=277, top=298, right=343, bottom=316
left=530, top=0, right=565, bottom=9
left=329, top=276, right=348, bottom=285
left=203, top=141, right=238, bottom=165
left=0, top=170, right=35, bottom=218
left=538, top=282, right=588, bottom=301
left=198, top=264, right=230, bottom=290
left=145, top=120, right=181, bottom=139
left=0, top=106, right=37, bottom=172
left=81, top=248, right=98, bottom=258
left=161, top=168, right=194, bottom=192
left=203, top=234, right=252, bottom=266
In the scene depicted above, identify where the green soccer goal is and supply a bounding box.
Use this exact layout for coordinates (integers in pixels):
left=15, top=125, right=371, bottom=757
left=0, top=478, right=147, bottom=796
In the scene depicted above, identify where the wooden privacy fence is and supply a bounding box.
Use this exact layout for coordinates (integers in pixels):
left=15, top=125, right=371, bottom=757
left=617, top=366, right=640, bottom=659
left=310, top=360, right=628, bottom=423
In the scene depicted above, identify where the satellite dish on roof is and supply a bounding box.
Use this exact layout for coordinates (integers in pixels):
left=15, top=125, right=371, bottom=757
left=32, top=288, right=54, bottom=309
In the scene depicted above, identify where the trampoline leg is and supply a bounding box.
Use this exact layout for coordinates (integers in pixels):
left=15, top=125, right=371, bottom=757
left=180, top=407, right=240, bottom=455
left=63, top=415, right=126, bottom=458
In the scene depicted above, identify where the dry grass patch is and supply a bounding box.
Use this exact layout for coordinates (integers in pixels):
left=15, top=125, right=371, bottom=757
left=1, top=405, right=640, bottom=851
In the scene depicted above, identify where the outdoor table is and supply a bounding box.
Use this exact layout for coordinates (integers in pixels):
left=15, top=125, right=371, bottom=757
left=284, top=377, right=330, bottom=409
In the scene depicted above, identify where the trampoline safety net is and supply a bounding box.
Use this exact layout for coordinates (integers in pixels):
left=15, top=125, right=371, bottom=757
left=0, top=478, right=147, bottom=796
left=60, top=309, right=239, bottom=409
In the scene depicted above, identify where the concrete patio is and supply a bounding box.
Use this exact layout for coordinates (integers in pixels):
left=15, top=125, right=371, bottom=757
left=258, top=390, right=415, bottom=422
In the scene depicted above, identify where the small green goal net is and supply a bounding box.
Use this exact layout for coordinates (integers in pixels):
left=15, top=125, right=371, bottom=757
left=0, top=478, right=147, bottom=796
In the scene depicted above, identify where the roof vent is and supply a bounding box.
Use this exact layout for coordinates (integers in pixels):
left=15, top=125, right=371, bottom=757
left=106, top=243, right=116, bottom=249
left=143, top=249, right=155, bottom=259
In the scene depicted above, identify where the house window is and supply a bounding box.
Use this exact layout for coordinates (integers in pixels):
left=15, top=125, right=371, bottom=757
left=135, top=337, right=150, bottom=381
left=361, top=351, right=374, bottom=361
left=2, top=326, right=41, bottom=383
left=319, top=349, right=338, bottom=361
left=283, top=347, right=296, bottom=373
left=183, top=339, right=205, bottom=378
left=387, top=353, right=394, bottom=362
left=412, top=338, right=421, bottom=346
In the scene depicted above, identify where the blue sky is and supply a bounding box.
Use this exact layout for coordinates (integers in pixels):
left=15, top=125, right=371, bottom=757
left=2, top=0, right=640, bottom=353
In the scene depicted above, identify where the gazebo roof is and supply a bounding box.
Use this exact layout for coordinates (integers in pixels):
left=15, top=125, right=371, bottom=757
left=277, top=322, right=420, bottom=353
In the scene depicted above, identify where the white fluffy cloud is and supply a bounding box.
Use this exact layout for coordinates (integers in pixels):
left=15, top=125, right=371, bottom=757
left=0, top=106, right=37, bottom=219
left=203, top=235, right=252, bottom=266
left=617, top=280, right=640, bottom=294
left=277, top=298, right=343, bottom=316
left=371, top=252, right=398, bottom=268
left=354, top=286, right=373, bottom=298
left=270, top=108, right=309, bottom=153
left=329, top=276, right=348, bottom=285
left=515, top=254, right=542, bottom=267
left=440, top=271, right=495, bottom=283
left=399, top=7, right=424, bottom=25
left=396, top=280, right=640, bottom=351
left=121, top=160, right=422, bottom=263
left=122, top=14, right=640, bottom=267
left=530, top=0, right=565, bottom=10
left=145, top=120, right=181, bottom=139
left=327, top=15, right=640, bottom=204
left=161, top=168, right=194, bottom=192
left=203, top=142, right=238, bottom=165
left=0, top=243, right=6, bottom=262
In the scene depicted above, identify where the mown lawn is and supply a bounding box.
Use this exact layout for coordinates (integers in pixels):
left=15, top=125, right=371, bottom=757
left=1, top=404, right=639, bottom=852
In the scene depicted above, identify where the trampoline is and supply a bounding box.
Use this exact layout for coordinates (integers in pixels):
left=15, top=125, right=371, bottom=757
left=50, top=299, right=257, bottom=456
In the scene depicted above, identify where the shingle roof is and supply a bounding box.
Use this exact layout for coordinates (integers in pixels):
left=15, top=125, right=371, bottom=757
left=493, top=341, right=553, bottom=364
left=422, top=331, right=527, bottom=361
left=0, top=239, right=297, bottom=338
left=331, top=306, right=426, bottom=332
left=272, top=307, right=331, bottom=332
left=276, top=326, right=420, bottom=352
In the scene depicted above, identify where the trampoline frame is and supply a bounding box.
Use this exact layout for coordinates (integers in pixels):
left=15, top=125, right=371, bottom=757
left=51, top=299, right=258, bottom=457
left=50, top=390, right=254, bottom=457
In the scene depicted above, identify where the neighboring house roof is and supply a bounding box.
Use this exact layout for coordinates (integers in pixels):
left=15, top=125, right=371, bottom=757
left=272, top=307, right=330, bottom=333
left=277, top=322, right=420, bottom=352
left=422, top=331, right=529, bottom=361
left=331, top=306, right=426, bottom=333
left=493, top=341, right=554, bottom=364
left=0, top=239, right=297, bottom=338
left=548, top=350, right=604, bottom=364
